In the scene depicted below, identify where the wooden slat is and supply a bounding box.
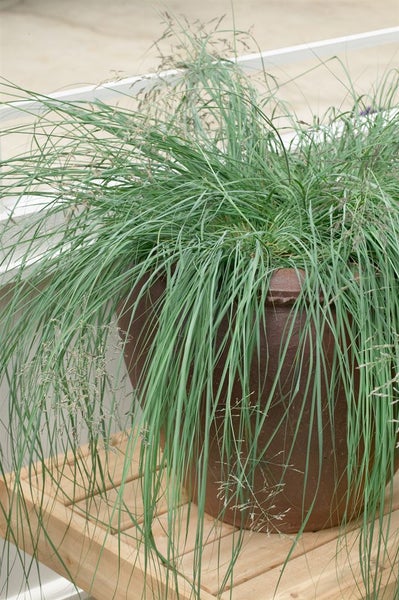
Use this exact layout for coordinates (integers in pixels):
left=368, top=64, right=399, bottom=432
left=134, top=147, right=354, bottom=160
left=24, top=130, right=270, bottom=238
left=73, top=469, right=188, bottom=532
left=0, top=475, right=217, bottom=600
left=179, top=473, right=399, bottom=597
left=150, top=502, right=236, bottom=557
left=120, top=501, right=236, bottom=557
left=16, top=431, right=145, bottom=505
left=1, top=432, right=398, bottom=600
left=178, top=523, right=339, bottom=595
left=219, top=508, right=399, bottom=600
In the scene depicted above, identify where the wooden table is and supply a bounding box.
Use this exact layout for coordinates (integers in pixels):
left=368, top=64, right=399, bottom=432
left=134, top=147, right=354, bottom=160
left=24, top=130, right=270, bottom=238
left=1, top=431, right=398, bottom=599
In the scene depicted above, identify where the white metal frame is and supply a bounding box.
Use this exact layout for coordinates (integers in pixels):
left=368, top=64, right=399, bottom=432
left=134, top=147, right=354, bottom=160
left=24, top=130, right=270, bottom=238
left=1, top=27, right=398, bottom=122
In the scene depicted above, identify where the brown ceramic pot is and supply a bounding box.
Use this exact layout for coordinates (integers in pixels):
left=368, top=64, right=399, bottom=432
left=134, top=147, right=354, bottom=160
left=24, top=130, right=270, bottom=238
left=118, top=268, right=364, bottom=533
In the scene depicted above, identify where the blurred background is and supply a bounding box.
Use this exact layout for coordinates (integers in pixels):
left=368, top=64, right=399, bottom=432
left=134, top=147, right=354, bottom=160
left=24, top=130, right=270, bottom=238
left=0, top=2, right=398, bottom=599
left=1, top=0, right=399, bottom=118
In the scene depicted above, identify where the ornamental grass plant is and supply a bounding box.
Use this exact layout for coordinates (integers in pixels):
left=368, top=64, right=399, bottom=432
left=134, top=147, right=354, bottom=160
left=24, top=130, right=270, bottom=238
left=0, top=21, right=398, bottom=599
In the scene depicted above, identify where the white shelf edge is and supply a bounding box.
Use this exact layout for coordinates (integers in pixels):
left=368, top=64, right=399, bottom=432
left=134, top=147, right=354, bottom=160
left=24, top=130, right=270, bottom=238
left=1, top=27, right=398, bottom=123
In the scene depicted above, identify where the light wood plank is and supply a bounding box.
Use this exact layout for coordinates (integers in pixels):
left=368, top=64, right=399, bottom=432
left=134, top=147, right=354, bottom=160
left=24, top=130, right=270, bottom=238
left=1, top=433, right=397, bottom=600
left=179, top=472, right=399, bottom=596
left=219, top=508, right=399, bottom=600
left=19, top=431, right=154, bottom=505
left=73, top=469, right=188, bottom=532
left=121, top=501, right=236, bottom=557
left=0, top=475, right=217, bottom=600
left=179, top=524, right=341, bottom=595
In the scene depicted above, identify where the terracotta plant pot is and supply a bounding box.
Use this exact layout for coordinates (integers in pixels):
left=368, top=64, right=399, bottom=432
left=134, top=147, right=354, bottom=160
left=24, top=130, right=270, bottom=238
left=118, top=268, right=364, bottom=533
